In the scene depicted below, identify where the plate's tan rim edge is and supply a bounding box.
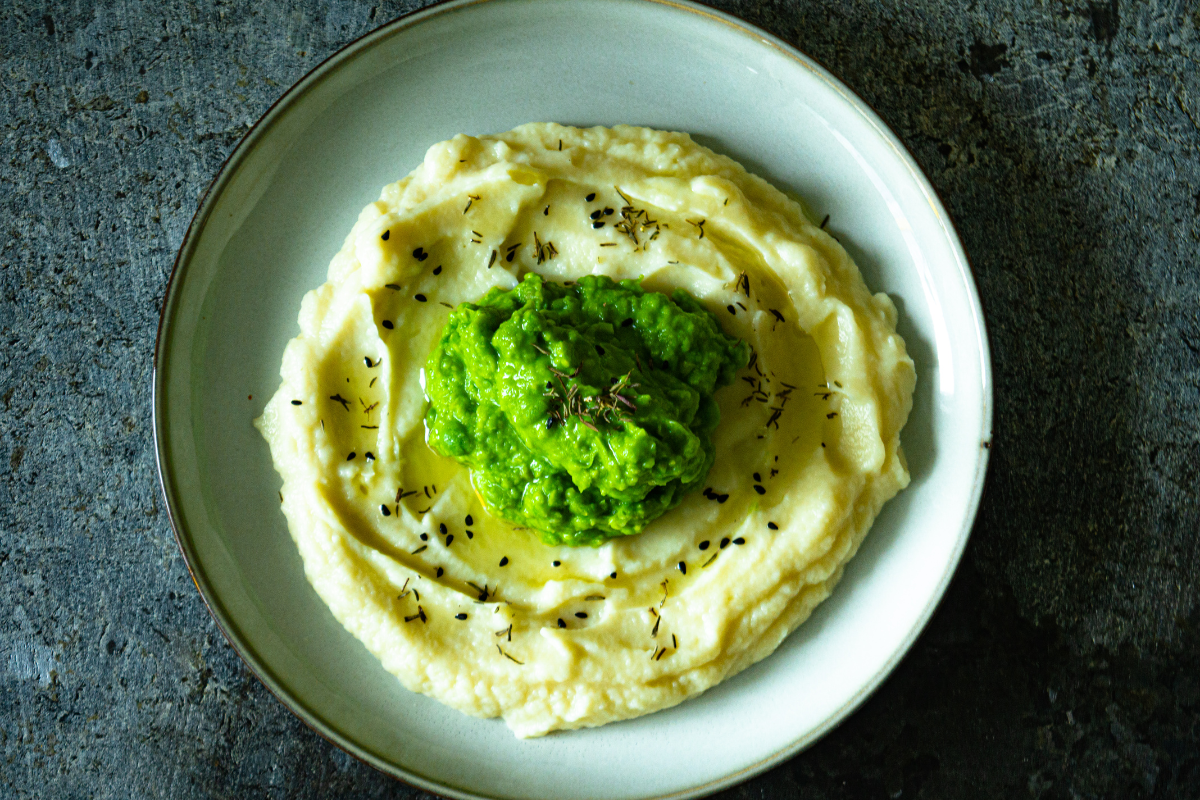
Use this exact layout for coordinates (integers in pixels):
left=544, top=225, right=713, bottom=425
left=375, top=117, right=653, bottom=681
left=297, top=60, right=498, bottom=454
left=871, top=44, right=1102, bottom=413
left=149, top=0, right=995, bottom=799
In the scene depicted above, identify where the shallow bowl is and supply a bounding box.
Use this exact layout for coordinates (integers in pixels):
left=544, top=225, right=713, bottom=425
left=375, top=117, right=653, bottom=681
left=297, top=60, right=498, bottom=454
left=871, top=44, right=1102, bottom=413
left=154, top=1, right=992, bottom=797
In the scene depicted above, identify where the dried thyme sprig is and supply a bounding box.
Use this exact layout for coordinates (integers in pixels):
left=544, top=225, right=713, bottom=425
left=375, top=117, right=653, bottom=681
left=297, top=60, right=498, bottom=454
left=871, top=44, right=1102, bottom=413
left=543, top=366, right=639, bottom=431
left=612, top=186, right=666, bottom=251
left=533, top=232, right=558, bottom=264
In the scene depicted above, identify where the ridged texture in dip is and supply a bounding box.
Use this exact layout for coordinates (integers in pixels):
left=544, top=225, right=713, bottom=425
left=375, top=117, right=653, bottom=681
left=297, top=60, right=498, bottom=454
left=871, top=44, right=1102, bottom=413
left=257, top=123, right=915, bottom=737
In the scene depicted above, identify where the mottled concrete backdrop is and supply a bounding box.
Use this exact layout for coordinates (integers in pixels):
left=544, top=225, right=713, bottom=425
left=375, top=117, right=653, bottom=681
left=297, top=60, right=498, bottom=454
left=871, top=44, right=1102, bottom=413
left=2, top=0, right=1198, bottom=797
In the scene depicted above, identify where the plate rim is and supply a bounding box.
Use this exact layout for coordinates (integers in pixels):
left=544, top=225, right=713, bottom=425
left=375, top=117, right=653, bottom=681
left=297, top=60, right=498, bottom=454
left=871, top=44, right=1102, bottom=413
left=152, top=0, right=994, bottom=797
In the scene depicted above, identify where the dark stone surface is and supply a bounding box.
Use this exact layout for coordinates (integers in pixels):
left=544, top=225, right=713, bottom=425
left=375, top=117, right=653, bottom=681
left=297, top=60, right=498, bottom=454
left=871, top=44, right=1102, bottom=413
left=1, top=0, right=1197, bottom=797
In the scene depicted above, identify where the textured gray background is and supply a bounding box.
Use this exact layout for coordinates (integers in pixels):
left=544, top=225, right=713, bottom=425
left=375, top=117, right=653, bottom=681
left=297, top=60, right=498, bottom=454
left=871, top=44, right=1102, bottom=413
left=2, top=0, right=1198, bottom=797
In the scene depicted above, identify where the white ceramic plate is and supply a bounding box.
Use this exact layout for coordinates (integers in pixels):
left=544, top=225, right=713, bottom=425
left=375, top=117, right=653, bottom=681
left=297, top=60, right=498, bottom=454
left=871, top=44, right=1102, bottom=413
left=154, top=1, right=992, bottom=797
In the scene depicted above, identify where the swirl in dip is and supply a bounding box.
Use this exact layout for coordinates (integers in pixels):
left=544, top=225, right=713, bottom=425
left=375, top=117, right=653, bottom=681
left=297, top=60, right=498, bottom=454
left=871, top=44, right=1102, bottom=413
left=257, top=124, right=915, bottom=738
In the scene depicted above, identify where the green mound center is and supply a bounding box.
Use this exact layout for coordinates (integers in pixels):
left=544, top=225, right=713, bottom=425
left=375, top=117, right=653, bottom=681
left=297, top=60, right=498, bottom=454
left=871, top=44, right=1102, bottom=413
left=424, top=273, right=749, bottom=546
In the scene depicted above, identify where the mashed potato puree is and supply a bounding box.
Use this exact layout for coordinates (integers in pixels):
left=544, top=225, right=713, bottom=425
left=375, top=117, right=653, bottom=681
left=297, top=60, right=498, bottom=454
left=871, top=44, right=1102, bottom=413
left=256, top=124, right=915, bottom=738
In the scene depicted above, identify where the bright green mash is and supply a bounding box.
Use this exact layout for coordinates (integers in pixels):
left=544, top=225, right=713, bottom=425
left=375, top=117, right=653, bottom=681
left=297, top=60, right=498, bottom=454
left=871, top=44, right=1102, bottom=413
left=424, top=274, right=749, bottom=546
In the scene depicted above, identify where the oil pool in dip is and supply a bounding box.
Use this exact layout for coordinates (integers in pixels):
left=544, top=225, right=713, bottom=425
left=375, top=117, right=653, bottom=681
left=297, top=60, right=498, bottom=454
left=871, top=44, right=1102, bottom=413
left=257, top=124, right=915, bottom=737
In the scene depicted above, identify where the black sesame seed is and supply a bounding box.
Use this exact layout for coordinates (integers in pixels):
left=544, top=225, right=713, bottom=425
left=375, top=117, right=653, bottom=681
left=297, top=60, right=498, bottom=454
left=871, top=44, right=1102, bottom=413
left=456, top=612, right=468, bottom=620
left=768, top=522, right=779, bottom=530
left=610, top=571, right=617, bottom=579
left=365, top=452, right=375, bottom=461
left=592, top=221, right=605, bottom=229
left=603, top=207, right=613, bottom=215
left=718, top=494, right=729, bottom=503
left=439, top=523, right=447, bottom=535
left=546, top=416, right=557, bottom=430
left=720, top=537, right=730, bottom=549
left=465, top=515, right=473, bottom=525
left=380, top=505, right=391, bottom=516
left=433, top=265, right=442, bottom=275
left=413, top=247, right=427, bottom=261
left=586, top=192, right=596, bottom=202
left=465, top=530, right=473, bottom=539
left=381, top=230, right=390, bottom=241
left=553, top=560, right=561, bottom=567
left=699, top=540, right=710, bottom=550
left=445, top=535, right=454, bottom=546
left=754, top=484, right=766, bottom=495
left=557, top=618, right=566, bottom=628
left=590, top=209, right=603, bottom=220
left=436, top=567, right=444, bottom=578
left=499, top=557, right=509, bottom=567
left=575, top=612, right=587, bottom=619
left=364, top=357, right=373, bottom=367
left=347, top=452, right=356, bottom=461
left=726, top=305, right=736, bottom=315
left=753, top=472, right=761, bottom=482
left=414, top=294, right=427, bottom=302
left=734, top=537, right=746, bottom=545
left=677, top=561, right=687, bottom=575
left=291, top=400, right=302, bottom=406
left=420, top=533, right=428, bottom=541
left=382, top=320, right=394, bottom=329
